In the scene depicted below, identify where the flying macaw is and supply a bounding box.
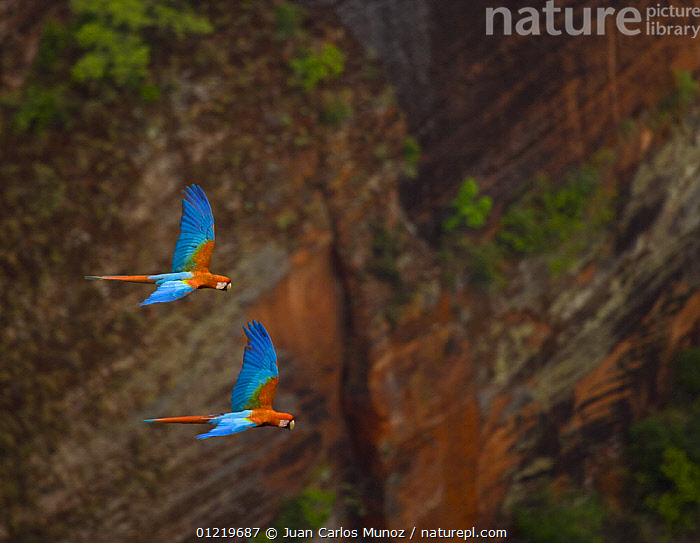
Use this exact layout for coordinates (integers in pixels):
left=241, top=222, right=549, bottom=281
left=142, top=321, right=295, bottom=439
left=85, top=185, right=231, bottom=305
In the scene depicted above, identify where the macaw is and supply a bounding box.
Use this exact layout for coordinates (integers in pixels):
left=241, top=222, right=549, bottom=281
left=85, top=185, right=231, bottom=305
left=142, top=321, right=295, bottom=439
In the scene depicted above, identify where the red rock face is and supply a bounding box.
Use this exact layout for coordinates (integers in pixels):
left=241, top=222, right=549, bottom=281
left=333, top=0, right=700, bottom=529
left=383, top=1, right=700, bottom=230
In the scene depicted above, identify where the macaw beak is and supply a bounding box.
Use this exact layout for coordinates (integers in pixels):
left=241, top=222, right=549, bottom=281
left=226, top=282, right=232, bottom=291
left=288, top=420, right=295, bottom=430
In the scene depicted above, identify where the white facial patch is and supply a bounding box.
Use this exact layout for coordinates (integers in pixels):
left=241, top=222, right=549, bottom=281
left=216, top=282, right=228, bottom=290
left=279, top=420, right=289, bottom=427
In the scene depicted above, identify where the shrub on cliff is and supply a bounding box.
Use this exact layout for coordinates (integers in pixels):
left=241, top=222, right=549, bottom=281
left=443, top=178, right=492, bottom=232
left=6, top=1, right=212, bottom=132
left=626, top=346, right=700, bottom=536
left=70, top=0, right=212, bottom=86
left=655, top=70, right=699, bottom=125
left=248, top=486, right=334, bottom=542
left=513, top=488, right=605, bottom=543
left=440, top=150, right=616, bottom=287
left=290, top=44, right=346, bottom=90
left=402, top=135, right=421, bottom=179
left=498, top=168, right=597, bottom=255
left=672, top=346, right=700, bottom=402
left=274, top=1, right=304, bottom=38
left=645, top=447, right=700, bottom=532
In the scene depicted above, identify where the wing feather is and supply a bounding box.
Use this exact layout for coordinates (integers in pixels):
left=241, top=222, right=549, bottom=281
left=171, top=185, right=216, bottom=272
left=196, top=412, right=256, bottom=439
left=230, top=321, right=279, bottom=410
left=140, top=280, right=195, bottom=305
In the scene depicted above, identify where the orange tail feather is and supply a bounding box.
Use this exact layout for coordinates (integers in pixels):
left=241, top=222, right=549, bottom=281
left=142, top=415, right=219, bottom=424
left=85, top=275, right=157, bottom=284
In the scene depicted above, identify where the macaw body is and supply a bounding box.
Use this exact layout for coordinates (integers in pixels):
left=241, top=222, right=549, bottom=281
left=86, top=185, right=232, bottom=305
left=85, top=271, right=232, bottom=291
left=142, top=321, right=295, bottom=439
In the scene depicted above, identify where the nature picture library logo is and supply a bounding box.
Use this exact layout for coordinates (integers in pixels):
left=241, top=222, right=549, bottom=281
left=486, top=1, right=700, bottom=38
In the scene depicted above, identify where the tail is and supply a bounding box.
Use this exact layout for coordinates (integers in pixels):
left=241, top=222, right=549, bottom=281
left=85, top=275, right=157, bottom=284
left=141, top=415, right=219, bottom=424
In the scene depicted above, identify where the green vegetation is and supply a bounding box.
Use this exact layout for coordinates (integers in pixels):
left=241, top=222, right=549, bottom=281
left=672, top=346, right=700, bottom=401
left=654, top=70, right=699, bottom=126
left=321, top=91, right=354, bottom=126
left=366, top=225, right=410, bottom=324
left=646, top=447, right=700, bottom=531
left=498, top=164, right=601, bottom=255
left=70, top=0, right=212, bottom=86
left=441, top=151, right=616, bottom=287
left=402, top=135, right=421, bottom=178
left=4, top=19, right=74, bottom=132
left=139, top=83, right=161, bottom=103
left=626, top=347, right=700, bottom=537
left=661, top=70, right=699, bottom=113
left=277, top=487, right=334, bottom=534
left=629, top=411, right=695, bottom=501
left=462, top=243, right=504, bottom=287
left=514, top=488, right=605, bottom=543
left=672, top=70, right=699, bottom=107
left=290, top=43, right=346, bottom=90
left=440, top=178, right=498, bottom=288
left=339, top=482, right=367, bottom=518
left=617, top=69, right=699, bottom=140
left=441, top=238, right=504, bottom=289
left=249, top=487, right=334, bottom=542
left=274, top=1, right=304, bottom=38
left=367, top=225, right=402, bottom=284
left=512, top=381, right=700, bottom=543
left=33, top=19, right=74, bottom=74
left=444, top=178, right=492, bottom=232
left=5, top=1, right=212, bottom=132
left=618, top=117, right=638, bottom=139
left=12, top=84, right=70, bottom=133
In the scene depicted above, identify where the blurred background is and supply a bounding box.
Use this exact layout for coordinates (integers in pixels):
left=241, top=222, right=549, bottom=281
left=1, top=0, right=700, bottom=541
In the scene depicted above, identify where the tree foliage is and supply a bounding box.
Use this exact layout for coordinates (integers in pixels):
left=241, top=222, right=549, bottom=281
left=70, top=0, right=212, bottom=86
left=290, top=44, right=345, bottom=90
left=443, top=178, right=492, bottom=232
left=249, top=487, right=334, bottom=542
left=645, top=447, right=700, bottom=531
left=627, top=347, right=700, bottom=536
left=498, top=169, right=596, bottom=254
left=7, top=0, right=212, bottom=132
left=514, top=489, right=605, bottom=543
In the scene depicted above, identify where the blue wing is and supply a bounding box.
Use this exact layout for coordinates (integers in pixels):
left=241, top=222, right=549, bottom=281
left=196, top=412, right=256, bottom=439
left=171, top=185, right=216, bottom=272
left=140, top=280, right=195, bottom=305
left=230, top=321, right=279, bottom=411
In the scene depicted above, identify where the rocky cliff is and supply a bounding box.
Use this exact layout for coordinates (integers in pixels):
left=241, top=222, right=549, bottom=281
left=2, top=0, right=700, bottom=541
left=329, top=0, right=700, bottom=532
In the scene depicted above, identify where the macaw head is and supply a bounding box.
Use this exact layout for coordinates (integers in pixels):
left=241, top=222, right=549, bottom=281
left=215, top=276, right=232, bottom=291
left=279, top=416, right=295, bottom=430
